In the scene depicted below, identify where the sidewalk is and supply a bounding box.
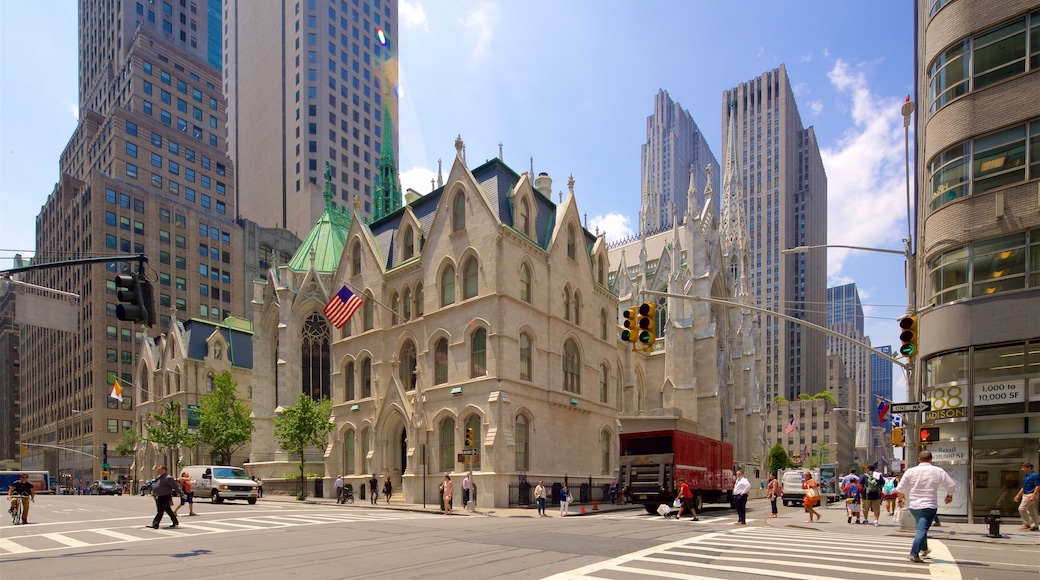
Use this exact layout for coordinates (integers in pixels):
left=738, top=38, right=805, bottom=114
left=764, top=497, right=1040, bottom=546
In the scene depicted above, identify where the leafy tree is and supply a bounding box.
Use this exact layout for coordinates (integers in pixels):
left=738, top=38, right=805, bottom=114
left=772, top=396, right=788, bottom=404
left=797, top=393, right=813, bottom=401
left=274, top=393, right=333, bottom=500
left=146, top=400, right=197, bottom=469
left=813, top=391, right=838, bottom=405
left=804, top=440, right=838, bottom=469
left=197, top=371, right=254, bottom=465
left=767, top=441, right=794, bottom=475
left=114, top=428, right=141, bottom=458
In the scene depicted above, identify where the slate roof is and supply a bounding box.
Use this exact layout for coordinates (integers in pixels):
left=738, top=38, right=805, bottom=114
left=182, top=317, right=254, bottom=369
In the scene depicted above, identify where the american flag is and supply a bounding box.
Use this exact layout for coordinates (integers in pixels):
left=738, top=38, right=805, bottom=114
left=784, top=415, right=796, bottom=434
left=324, top=285, right=363, bottom=328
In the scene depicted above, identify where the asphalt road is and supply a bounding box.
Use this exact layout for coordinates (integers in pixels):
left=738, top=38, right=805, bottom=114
left=1, top=495, right=1036, bottom=579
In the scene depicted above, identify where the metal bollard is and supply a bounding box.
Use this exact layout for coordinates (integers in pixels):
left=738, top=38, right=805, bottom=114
left=984, top=509, right=1003, bottom=538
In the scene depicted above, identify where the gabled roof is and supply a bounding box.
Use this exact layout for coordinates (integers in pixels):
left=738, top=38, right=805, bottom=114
left=182, top=317, right=254, bottom=369
left=288, top=165, right=354, bottom=273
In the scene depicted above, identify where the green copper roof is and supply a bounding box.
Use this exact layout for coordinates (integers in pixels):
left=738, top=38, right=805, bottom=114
left=287, top=162, right=353, bottom=273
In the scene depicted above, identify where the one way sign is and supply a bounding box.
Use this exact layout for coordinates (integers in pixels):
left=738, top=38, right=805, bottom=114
left=891, top=401, right=931, bottom=413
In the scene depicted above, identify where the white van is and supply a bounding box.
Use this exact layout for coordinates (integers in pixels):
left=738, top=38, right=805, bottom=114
left=780, top=469, right=819, bottom=507
left=183, top=465, right=259, bottom=504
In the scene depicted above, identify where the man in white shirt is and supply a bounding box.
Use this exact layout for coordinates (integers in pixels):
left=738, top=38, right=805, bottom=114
left=732, top=470, right=751, bottom=524
left=334, top=475, right=344, bottom=504
left=896, top=450, right=956, bottom=563
left=462, top=475, right=471, bottom=507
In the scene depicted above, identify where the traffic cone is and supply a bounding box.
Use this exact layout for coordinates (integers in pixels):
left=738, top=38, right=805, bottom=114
left=593, top=498, right=599, bottom=511
left=581, top=504, right=586, bottom=513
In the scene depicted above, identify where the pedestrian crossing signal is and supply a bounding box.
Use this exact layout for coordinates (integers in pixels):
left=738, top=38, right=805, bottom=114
left=919, top=426, right=940, bottom=444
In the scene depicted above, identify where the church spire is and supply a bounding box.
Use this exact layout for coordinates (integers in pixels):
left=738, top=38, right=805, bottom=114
left=372, top=91, right=402, bottom=220
left=719, top=95, right=752, bottom=301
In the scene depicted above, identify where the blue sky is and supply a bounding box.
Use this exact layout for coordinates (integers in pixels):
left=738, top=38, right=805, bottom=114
left=0, top=0, right=914, bottom=400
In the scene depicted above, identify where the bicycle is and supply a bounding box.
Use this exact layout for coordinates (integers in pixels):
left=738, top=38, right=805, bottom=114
left=8, top=494, right=29, bottom=525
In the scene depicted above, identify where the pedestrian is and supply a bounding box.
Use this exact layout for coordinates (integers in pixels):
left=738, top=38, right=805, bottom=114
left=896, top=450, right=957, bottom=563
left=383, top=477, right=393, bottom=503
left=840, top=467, right=859, bottom=492
left=732, top=469, right=751, bottom=524
left=534, top=480, right=547, bottom=516
left=673, top=478, right=699, bottom=521
left=442, top=474, right=453, bottom=515
left=803, top=471, right=821, bottom=522
left=369, top=473, right=379, bottom=504
left=1015, top=461, right=1039, bottom=531
left=256, top=476, right=263, bottom=498
left=863, top=464, right=884, bottom=526
left=766, top=472, right=781, bottom=518
left=6, top=473, right=36, bottom=524
left=560, top=483, right=572, bottom=516
left=149, top=465, right=182, bottom=529
left=842, top=478, right=862, bottom=524
left=462, top=474, right=471, bottom=508
left=173, top=471, right=197, bottom=516
left=334, top=474, right=344, bottom=504
left=609, top=480, right=618, bottom=505
left=882, top=475, right=899, bottom=515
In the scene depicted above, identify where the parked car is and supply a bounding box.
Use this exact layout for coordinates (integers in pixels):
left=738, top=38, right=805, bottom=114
left=90, top=480, right=123, bottom=495
left=139, top=478, right=157, bottom=495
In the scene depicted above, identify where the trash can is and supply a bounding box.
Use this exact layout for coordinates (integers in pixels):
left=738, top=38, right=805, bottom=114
left=314, top=477, right=324, bottom=498
left=360, top=483, right=366, bottom=500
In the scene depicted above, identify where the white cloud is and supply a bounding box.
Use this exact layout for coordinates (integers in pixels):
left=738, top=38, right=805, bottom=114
left=460, top=1, right=496, bottom=61
left=801, top=52, right=813, bottom=63
left=399, top=1, right=429, bottom=30
left=400, top=166, right=438, bottom=194
left=589, top=213, right=634, bottom=243
left=809, top=100, right=824, bottom=115
left=820, top=59, right=908, bottom=278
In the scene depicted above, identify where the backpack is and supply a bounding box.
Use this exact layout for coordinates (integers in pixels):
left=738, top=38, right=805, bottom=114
left=882, top=478, right=896, bottom=495
left=866, top=474, right=881, bottom=495
left=846, top=484, right=859, bottom=500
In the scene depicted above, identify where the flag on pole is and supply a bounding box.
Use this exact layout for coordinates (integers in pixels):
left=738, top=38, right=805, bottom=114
left=877, top=399, right=890, bottom=424
left=784, top=415, right=796, bottom=433
left=110, top=379, right=123, bottom=401
left=324, top=285, right=363, bottom=328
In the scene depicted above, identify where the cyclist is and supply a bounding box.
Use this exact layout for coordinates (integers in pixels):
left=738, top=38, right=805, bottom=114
left=7, top=473, right=36, bottom=524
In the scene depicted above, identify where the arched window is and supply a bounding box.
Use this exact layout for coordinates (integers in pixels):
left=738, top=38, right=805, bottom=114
left=361, top=427, right=370, bottom=473
left=402, top=225, right=414, bottom=259
left=598, top=255, right=606, bottom=286
left=515, top=415, right=529, bottom=471
left=573, top=290, right=581, bottom=325
left=519, top=263, right=531, bottom=303
left=471, top=327, right=487, bottom=378
left=402, top=287, right=412, bottom=321
left=452, top=192, right=466, bottom=231
left=465, top=414, right=481, bottom=470
left=346, top=361, right=356, bottom=401
left=562, top=338, right=580, bottom=393
left=656, top=296, right=667, bottom=338
left=434, top=338, right=448, bottom=384
left=599, top=363, right=609, bottom=403
left=363, top=291, right=374, bottom=331
left=207, top=373, right=215, bottom=392
left=600, top=430, right=610, bottom=475
left=440, top=264, right=455, bottom=306
left=462, top=257, right=478, bottom=299
left=519, top=333, right=532, bottom=382
left=344, top=429, right=356, bottom=475
left=399, top=340, right=417, bottom=390
left=390, top=291, right=400, bottom=325
left=563, top=287, right=571, bottom=321
left=439, top=417, right=455, bottom=471
left=599, top=308, right=607, bottom=340
left=519, top=198, right=530, bottom=236
left=361, top=357, right=372, bottom=398
left=302, top=313, right=330, bottom=400
left=351, top=242, right=361, bottom=275
left=415, top=283, right=424, bottom=317
left=567, top=225, right=576, bottom=259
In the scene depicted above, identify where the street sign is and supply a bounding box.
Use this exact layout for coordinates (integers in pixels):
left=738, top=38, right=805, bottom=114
left=460, top=449, right=478, bottom=455
left=891, top=401, right=931, bottom=413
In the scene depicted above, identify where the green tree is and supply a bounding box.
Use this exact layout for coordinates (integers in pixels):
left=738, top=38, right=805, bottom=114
left=197, top=371, right=254, bottom=465
left=114, top=428, right=141, bottom=458
left=274, top=393, right=333, bottom=500
left=814, top=391, right=838, bottom=405
left=146, top=400, right=197, bottom=469
left=797, top=393, right=813, bottom=401
left=772, top=396, right=789, bottom=404
left=767, top=441, right=794, bottom=475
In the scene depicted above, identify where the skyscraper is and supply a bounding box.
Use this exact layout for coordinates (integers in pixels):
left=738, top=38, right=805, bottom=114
left=913, top=0, right=1040, bottom=519
left=640, top=89, right=719, bottom=234
left=870, top=345, right=894, bottom=429
left=722, top=65, right=828, bottom=402
left=826, top=283, right=870, bottom=416
left=19, top=2, right=240, bottom=484
left=224, top=0, right=400, bottom=238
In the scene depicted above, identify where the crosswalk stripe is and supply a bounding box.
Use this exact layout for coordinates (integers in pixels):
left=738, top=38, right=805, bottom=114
left=0, top=538, right=33, bottom=554
left=40, top=533, right=91, bottom=548
left=92, top=529, right=146, bottom=542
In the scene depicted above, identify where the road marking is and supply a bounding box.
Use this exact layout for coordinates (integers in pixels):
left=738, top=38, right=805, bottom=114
left=40, top=533, right=91, bottom=548
left=91, top=529, right=145, bottom=542
left=0, top=539, right=33, bottom=554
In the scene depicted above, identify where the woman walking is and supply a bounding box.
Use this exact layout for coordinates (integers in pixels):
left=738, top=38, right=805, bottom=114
left=766, top=472, right=781, bottom=518
left=534, top=481, right=547, bottom=517
left=442, top=474, right=453, bottom=515
left=560, top=483, right=571, bottom=516
left=803, top=472, right=822, bottom=523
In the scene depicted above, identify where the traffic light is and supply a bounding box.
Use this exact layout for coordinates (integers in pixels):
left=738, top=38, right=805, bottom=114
left=891, top=426, right=904, bottom=447
left=114, top=273, right=155, bottom=326
left=464, top=428, right=474, bottom=448
left=898, top=314, right=919, bottom=358
left=102, top=443, right=108, bottom=462
left=636, top=302, right=656, bottom=347
left=621, top=306, right=638, bottom=343
left=919, top=426, right=940, bottom=444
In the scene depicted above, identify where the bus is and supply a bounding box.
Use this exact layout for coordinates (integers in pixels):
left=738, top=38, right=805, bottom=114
left=0, top=471, right=51, bottom=494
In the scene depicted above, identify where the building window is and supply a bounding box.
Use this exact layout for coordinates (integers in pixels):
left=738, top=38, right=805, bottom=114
left=402, top=287, right=411, bottom=321
left=363, top=292, right=374, bottom=331
left=567, top=225, right=576, bottom=259
left=518, top=198, right=530, bottom=236
left=462, top=257, right=478, bottom=299
left=351, top=242, right=361, bottom=275
left=402, top=226, right=413, bottom=259
left=470, top=327, right=487, bottom=378
left=452, top=192, right=465, bottom=232
left=415, top=283, right=424, bottom=317
left=600, top=430, right=611, bottom=474
left=927, top=229, right=1039, bottom=304
left=399, top=340, right=417, bottom=390
left=562, top=338, right=581, bottom=393
left=600, top=363, right=609, bottom=403
left=599, top=308, right=608, bottom=341
left=434, top=338, right=448, bottom=384
left=440, top=264, right=455, bottom=306
left=519, top=263, right=531, bottom=303
left=439, top=418, right=455, bottom=472
left=345, top=361, right=355, bottom=401
left=515, top=416, right=529, bottom=471
left=390, top=291, right=400, bottom=325
left=361, top=358, right=372, bottom=398
left=344, top=429, right=355, bottom=475
left=301, top=313, right=331, bottom=400
left=519, top=333, right=532, bottom=382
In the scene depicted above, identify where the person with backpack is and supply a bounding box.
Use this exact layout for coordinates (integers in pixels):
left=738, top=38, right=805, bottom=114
left=862, top=464, right=884, bottom=526
left=882, top=475, right=899, bottom=516
left=842, top=479, right=862, bottom=523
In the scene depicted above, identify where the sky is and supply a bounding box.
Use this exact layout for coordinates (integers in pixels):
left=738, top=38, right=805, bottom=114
left=0, top=0, right=914, bottom=401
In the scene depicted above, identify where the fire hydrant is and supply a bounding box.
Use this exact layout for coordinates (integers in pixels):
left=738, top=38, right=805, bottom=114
left=984, top=509, right=1003, bottom=538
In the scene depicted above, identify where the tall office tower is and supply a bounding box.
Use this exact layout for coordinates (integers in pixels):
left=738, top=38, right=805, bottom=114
left=722, top=65, right=828, bottom=402
left=0, top=288, right=19, bottom=463
left=914, top=1, right=1040, bottom=519
left=224, top=0, right=400, bottom=239
left=870, top=345, right=893, bottom=430
left=20, top=2, right=239, bottom=485
left=826, top=283, right=871, bottom=418
left=640, top=89, right=720, bottom=234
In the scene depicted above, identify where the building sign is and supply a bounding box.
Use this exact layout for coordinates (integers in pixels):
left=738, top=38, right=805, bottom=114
left=187, top=404, right=200, bottom=430
left=973, top=379, right=1025, bottom=407
left=924, top=385, right=967, bottom=421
